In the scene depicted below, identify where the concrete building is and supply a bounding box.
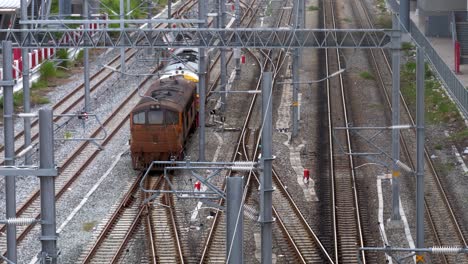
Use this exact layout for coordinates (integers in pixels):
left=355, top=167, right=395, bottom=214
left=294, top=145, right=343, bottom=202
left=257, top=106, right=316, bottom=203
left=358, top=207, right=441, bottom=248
left=416, top=0, right=467, bottom=37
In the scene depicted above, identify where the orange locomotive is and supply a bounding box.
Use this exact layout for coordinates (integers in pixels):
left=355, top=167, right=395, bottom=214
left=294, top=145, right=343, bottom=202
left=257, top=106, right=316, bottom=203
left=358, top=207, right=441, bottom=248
left=130, top=76, right=198, bottom=170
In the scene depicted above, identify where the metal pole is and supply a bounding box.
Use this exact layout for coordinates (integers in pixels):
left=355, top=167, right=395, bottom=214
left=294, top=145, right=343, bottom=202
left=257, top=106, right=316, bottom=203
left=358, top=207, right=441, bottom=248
left=198, top=0, right=207, bottom=161
left=260, top=72, right=273, bottom=264
left=59, top=0, right=71, bottom=17
left=168, top=0, right=172, bottom=20
left=22, top=0, right=32, bottom=165
left=220, top=0, right=227, bottom=112
left=226, top=177, right=244, bottom=264
left=3, top=40, right=17, bottom=264
left=167, top=0, right=172, bottom=29
left=83, top=0, right=91, bottom=112
left=146, top=0, right=152, bottom=57
left=120, top=0, right=126, bottom=79
left=39, top=108, right=58, bottom=263
left=400, top=0, right=410, bottom=32
left=292, top=0, right=301, bottom=138
left=415, top=47, right=425, bottom=256
left=391, top=14, right=401, bottom=221
left=235, top=0, right=240, bottom=76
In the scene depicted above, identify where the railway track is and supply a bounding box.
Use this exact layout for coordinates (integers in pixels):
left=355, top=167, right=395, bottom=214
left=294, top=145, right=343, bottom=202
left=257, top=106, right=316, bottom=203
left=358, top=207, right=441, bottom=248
left=200, top=0, right=335, bottom=262
left=145, top=175, right=184, bottom=263
left=322, top=0, right=366, bottom=263
left=0, top=0, right=196, bottom=165
left=0, top=61, right=163, bottom=261
left=0, top=1, right=196, bottom=261
left=351, top=1, right=468, bottom=263
left=79, top=173, right=151, bottom=263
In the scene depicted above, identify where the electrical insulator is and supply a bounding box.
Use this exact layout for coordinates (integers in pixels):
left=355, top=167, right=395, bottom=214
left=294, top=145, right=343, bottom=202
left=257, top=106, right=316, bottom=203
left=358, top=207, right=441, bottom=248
left=1, top=218, right=37, bottom=225
left=431, top=246, right=464, bottom=254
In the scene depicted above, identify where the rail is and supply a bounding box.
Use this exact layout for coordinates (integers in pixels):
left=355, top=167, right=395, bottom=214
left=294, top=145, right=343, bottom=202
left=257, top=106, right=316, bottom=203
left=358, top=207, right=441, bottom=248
left=386, top=0, right=468, bottom=120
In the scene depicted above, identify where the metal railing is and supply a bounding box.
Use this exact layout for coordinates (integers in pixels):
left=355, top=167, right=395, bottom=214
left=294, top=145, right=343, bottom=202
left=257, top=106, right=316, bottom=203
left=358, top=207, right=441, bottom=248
left=386, top=0, right=468, bottom=120
left=410, top=22, right=468, bottom=120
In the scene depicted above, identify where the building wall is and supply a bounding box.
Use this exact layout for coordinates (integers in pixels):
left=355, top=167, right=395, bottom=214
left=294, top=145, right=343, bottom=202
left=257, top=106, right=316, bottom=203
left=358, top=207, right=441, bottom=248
left=418, top=0, right=466, bottom=14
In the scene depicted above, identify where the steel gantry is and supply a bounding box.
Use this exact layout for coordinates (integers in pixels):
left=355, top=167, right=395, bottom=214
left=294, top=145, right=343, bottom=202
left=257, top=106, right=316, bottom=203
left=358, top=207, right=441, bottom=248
left=2, top=27, right=396, bottom=49
left=2, top=6, right=438, bottom=263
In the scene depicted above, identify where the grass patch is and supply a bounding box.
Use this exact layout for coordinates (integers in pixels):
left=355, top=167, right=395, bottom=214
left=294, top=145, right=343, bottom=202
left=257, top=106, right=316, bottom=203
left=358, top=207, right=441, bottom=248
left=449, top=129, right=468, bottom=141
left=308, top=5, right=319, bottom=11
left=342, top=17, right=352, bottom=23
left=434, top=144, right=443, bottom=150
left=56, top=49, right=70, bottom=68
left=401, top=42, right=415, bottom=56
left=376, top=15, right=392, bottom=28
left=401, top=57, right=462, bottom=124
left=359, top=71, right=374, bottom=80
left=368, top=103, right=385, bottom=110
left=31, top=79, right=49, bottom=90
left=56, top=69, right=70, bottom=78
left=82, top=221, right=98, bottom=232
left=39, top=61, right=57, bottom=81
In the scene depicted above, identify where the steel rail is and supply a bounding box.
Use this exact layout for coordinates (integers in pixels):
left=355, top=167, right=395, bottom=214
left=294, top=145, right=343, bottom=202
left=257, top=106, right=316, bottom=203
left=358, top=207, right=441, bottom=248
left=81, top=173, right=148, bottom=263
left=0, top=48, right=166, bottom=260
left=201, top=0, right=334, bottom=262
left=0, top=0, right=196, bottom=161
left=323, top=0, right=366, bottom=263
left=198, top=0, right=264, bottom=261
left=354, top=0, right=468, bottom=262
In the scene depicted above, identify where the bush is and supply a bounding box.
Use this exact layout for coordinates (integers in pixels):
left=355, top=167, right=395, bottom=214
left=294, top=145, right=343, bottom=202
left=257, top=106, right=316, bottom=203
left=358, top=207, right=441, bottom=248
left=56, top=49, right=70, bottom=68
left=39, top=61, right=57, bottom=81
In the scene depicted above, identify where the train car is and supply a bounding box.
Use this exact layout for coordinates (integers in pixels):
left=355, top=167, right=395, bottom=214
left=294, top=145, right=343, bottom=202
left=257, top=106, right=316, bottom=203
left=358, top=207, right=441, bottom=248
left=130, top=76, right=198, bottom=170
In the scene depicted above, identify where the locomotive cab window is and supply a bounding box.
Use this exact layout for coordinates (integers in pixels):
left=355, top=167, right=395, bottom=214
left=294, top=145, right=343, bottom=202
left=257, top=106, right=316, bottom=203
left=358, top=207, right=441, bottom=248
left=148, top=110, right=164, bottom=125
left=133, top=111, right=145, bottom=124
left=166, top=111, right=179, bottom=125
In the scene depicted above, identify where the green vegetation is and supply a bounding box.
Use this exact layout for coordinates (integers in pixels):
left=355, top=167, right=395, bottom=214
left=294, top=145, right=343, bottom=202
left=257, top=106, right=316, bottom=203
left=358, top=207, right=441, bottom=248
left=308, top=5, right=319, bottom=11
left=401, top=42, right=415, bottom=56
left=376, top=0, right=387, bottom=13
left=401, top=51, right=462, bottom=124
left=56, top=49, right=70, bottom=68
left=64, top=131, right=73, bottom=139
left=448, top=129, right=468, bottom=141
left=39, top=61, right=57, bottom=80
left=376, top=15, right=392, bottom=28
left=82, top=221, right=98, bottom=232
left=342, top=17, right=352, bottom=23
left=359, top=71, right=374, bottom=80
left=434, top=144, right=443, bottom=150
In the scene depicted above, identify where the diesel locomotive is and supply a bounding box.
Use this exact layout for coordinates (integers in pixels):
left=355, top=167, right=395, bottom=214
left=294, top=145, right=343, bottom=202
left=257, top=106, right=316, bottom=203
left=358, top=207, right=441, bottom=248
left=129, top=48, right=201, bottom=170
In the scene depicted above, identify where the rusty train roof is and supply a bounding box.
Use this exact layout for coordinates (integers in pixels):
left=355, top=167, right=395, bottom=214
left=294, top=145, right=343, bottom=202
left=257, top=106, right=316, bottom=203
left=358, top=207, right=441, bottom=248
left=133, top=76, right=196, bottom=113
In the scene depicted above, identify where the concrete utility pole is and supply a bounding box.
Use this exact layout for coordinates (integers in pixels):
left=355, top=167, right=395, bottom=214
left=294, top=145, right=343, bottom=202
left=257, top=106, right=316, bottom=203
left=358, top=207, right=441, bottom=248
left=391, top=14, right=402, bottom=221
left=39, top=108, right=58, bottom=263
left=235, top=0, right=240, bottom=76
left=260, top=72, right=273, bottom=264
left=226, top=177, right=244, bottom=264
left=292, top=0, right=304, bottom=138
left=400, top=0, right=410, bottom=31
left=3, top=40, right=17, bottom=264
left=219, top=0, right=227, bottom=112
left=59, top=0, right=71, bottom=17
left=120, top=0, right=126, bottom=79
left=415, top=47, right=425, bottom=259
left=83, top=0, right=91, bottom=112
left=22, top=0, right=32, bottom=164
left=198, top=0, right=207, bottom=161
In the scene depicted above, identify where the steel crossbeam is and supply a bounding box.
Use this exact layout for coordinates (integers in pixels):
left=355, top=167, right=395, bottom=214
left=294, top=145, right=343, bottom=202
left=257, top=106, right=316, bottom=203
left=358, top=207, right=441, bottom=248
left=2, top=28, right=396, bottom=49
